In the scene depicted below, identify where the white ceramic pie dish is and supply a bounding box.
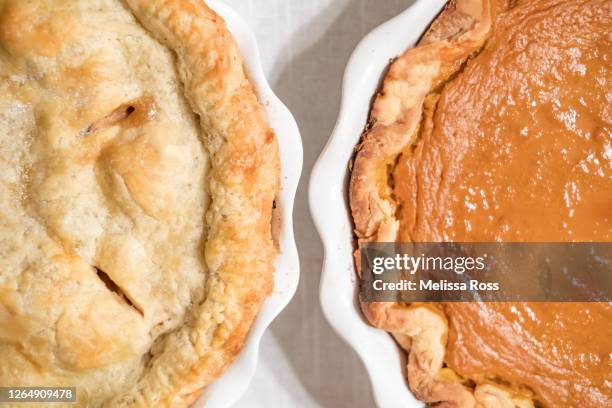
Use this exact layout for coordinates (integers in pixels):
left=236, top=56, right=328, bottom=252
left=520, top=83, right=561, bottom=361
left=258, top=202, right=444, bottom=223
left=309, top=1, right=446, bottom=407
left=195, top=1, right=302, bottom=407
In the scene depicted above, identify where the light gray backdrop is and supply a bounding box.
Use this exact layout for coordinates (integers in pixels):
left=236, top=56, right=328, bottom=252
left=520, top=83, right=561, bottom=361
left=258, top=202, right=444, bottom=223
left=220, top=1, right=412, bottom=406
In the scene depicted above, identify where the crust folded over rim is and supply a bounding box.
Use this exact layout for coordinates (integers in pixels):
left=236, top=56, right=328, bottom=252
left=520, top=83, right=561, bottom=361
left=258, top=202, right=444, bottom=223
left=109, top=1, right=280, bottom=406
left=350, top=1, right=534, bottom=407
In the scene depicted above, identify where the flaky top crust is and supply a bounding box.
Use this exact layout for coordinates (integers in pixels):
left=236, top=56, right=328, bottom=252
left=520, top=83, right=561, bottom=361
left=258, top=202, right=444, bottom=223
left=0, top=0, right=279, bottom=407
left=350, top=1, right=535, bottom=407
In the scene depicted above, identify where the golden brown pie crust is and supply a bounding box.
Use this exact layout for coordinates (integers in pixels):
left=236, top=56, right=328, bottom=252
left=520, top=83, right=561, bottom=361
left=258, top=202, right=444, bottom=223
left=350, top=0, right=611, bottom=406
left=0, top=0, right=279, bottom=406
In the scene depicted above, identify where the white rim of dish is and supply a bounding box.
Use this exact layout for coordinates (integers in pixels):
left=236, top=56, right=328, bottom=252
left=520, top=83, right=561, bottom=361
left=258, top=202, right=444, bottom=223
left=309, top=1, right=446, bottom=407
left=196, top=1, right=303, bottom=407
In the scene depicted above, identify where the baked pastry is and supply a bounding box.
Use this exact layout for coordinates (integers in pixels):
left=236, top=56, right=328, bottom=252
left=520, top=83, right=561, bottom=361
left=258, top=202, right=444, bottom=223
left=0, top=0, right=279, bottom=406
left=350, top=0, right=611, bottom=406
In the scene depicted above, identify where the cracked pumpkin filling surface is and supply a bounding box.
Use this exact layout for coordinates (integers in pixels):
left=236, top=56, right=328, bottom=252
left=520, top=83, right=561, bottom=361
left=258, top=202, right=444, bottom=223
left=350, top=0, right=611, bottom=407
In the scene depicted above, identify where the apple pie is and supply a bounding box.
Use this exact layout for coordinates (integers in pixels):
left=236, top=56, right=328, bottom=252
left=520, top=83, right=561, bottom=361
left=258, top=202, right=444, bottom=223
left=0, top=0, right=279, bottom=406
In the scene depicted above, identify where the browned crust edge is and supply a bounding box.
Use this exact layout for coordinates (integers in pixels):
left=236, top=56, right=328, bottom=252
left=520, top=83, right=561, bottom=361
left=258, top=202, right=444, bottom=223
left=349, top=1, right=534, bottom=407
left=108, top=1, right=280, bottom=406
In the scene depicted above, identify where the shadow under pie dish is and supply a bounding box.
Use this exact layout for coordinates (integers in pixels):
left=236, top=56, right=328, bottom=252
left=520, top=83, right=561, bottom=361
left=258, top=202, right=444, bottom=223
left=0, top=0, right=281, bottom=406
left=349, top=0, right=612, bottom=407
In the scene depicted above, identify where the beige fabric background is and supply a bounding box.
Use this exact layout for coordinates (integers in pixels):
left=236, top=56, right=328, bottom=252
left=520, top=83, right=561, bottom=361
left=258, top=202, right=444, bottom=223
left=220, top=1, right=414, bottom=406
